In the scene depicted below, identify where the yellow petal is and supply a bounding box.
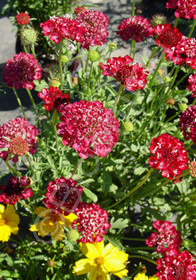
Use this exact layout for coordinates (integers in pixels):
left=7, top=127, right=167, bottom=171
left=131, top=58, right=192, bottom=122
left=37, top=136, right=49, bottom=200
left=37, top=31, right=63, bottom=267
left=63, top=213, right=77, bottom=228
left=34, top=207, right=49, bottom=218
left=0, top=224, right=11, bottom=242
left=0, top=204, right=5, bottom=214
left=73, top=258, right=94, bottom=275
left=134, top=273, right=149, bottom=280
left=79, top=242, right=100, bottom=259
left=94, top=241, right=104, bottom=257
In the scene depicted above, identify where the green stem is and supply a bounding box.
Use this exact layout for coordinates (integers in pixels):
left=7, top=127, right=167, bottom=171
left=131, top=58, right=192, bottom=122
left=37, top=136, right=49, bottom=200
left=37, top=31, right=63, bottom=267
left=128, top=255, right=157, bottom=265
left=24, top=153, right=33, bottom=173
left=59, top=40, right=64, bottom=90
left=5, top=157, right=22, bottom=177
left=107, top=168, right=154, bottom=209
left=87, top=62, right=94, bottom=96
left=31, top=44, right=37, bottom=59
left=132, top=0, right=136, bottom=16
left=12, top=88, right=27, bottom=120
left=26, top=87, right=42, bottom=130
left=52, top=109, right=59, bottom=153
left=71, top=157, right=83, bottom=178
left=113, top=84, right=124, bottom=116
left=188, top=19, right=196, bottom=38
left=121, top=237, right=146, bottom=241
left=148, top=52, right=165, bottom=87
left=145, top=46, right=160, bottom=68
left=23, top=45, right=28, bottom=55
left=77, top=42, right=83, bottom=68
left=173, top=17, right=180, bottom=28
left=165, top=67, right=179, bottom=96
left=89, top=70, right=102, bottom=95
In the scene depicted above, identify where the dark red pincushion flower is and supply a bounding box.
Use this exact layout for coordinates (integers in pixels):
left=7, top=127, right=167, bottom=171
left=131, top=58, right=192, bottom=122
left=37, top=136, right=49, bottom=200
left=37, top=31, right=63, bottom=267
left=149, top=133, right=189, bottom=180
left=3, top=52, right=42, bottom=90
left=16, top=13, right=30, bottom=25
left=166, top=0, right=196, bottom=20
left=156, top=249, right=196, bottom=280
left=57, top=100, right=120, bottom=159
left=146, top=220, right=182, bottom=257
left=164, top=36, right=196, bottom=69
left=186, top=73, right=196, bottom=98
left=116, top=16, right=154, bottom=42
left=75, top=9, right=109, bottom=49
left=43, top=177, right=83, bottom=215
left=0, top=176, right=32, bottom=204
left=179, top=105, right=196, bottom=144
left=40, top=16, right=86, bottom=44
left=0, top=117, right=39, bottom=163
left=71, top=202, right=111, bottom=243
left=154, top=23, right=182, bottom=49
left=38, top=86, right=70, bottom=112
left=100, top=55, right=149, bottom=91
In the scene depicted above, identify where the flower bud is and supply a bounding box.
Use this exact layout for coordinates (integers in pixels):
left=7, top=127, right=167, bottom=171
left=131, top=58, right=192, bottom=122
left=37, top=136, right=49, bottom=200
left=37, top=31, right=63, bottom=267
left=47, top=259, right=55, bottom=267
left=151, top=14, right=167, bottom=27
left=67, top=229, right=80, bottom=242
left=20, top=26, right=37, bottom=46
left=61, top=55, right=69, bottom=64
left=189, top=161, right=196, bottom=178
left=165, top=98, right=175, bottom=106
left=179, top=103, right=188, bottom=112
left=163, top=76, right=171, bottom=83
left=49, top=78, right=61, bottom=88
left=109, top=42, right=117, bottom=50
left=88, top=50, right=100, bottom=62
left=123, top=121, right=134, bottom=131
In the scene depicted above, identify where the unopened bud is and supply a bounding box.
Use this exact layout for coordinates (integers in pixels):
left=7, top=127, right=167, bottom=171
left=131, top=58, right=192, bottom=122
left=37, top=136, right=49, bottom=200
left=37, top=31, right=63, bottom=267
left=179, top=103, right=188, bottom=112
left=61, top=55, right=69, bottom=64
left=163, top=76, right=171, bottom=83
left=49, top=78, right=61, bottom=88
left=189, top=161, right=196, bottom=178
left=151, top=14, right=167, bottom=27
left=88, top=50, right=100, bottom=62
left=67, top=229, right=80, bottom=242
left=47, top=259, right=55, bottom=267
left=109, top=42, right=117, bottom=50
left=124, top=121, right=134, bottom=131
left=166, top=98, right=175, bottom=106
left=20, top=26, right=37, bottom=46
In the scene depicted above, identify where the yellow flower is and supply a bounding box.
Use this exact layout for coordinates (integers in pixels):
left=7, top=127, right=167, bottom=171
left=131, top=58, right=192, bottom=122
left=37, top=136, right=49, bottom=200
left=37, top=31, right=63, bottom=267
left=134, top=273, right=159, bottom=280
left=29, top=206, right=77, bottom=241
left=73, top=240, right=129, bottom=280
left=0, top=204, right=20, bottom=242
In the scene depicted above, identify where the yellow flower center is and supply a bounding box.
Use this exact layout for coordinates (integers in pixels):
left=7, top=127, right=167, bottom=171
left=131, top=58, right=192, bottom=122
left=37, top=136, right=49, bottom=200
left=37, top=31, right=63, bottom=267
left=95, top=257, right=105, bottom=265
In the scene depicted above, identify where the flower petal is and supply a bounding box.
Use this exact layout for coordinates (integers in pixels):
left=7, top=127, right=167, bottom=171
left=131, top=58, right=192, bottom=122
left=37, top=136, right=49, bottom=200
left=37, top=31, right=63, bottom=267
left=79, top=242, right=100, bottom=259
left=73, top=258, right=94, bottom=275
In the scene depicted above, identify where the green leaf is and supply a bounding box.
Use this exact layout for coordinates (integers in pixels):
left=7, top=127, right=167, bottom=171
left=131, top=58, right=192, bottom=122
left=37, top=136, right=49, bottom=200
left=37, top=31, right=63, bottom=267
left=83, top=186, right=98, bottom=203
left=133, top=167, right=146, bottom=176
left=110, top=217, right=129, bottom=230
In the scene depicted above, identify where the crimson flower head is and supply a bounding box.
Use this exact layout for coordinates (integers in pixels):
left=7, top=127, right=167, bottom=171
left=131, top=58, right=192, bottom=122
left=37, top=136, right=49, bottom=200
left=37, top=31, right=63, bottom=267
left=16, top=13, right=30, bottom=25
left=75, top=9, right=109, bottom=49
left=179, top=105, right=196, bottom=144
left=116, top=16, right=154, bottom=42
left=166, top=0, right=196, bottom=20
left=43, top=177, right=83, bottom=215
left=100, top=55, right=149, bottom=91
left=146, top=220, right=182, bottom=257
left=57, top=100, right=120, bottom=159
left=40, top=16, right=86, bottom=45
left=154, top=23, right=182, bottom=49
left=0, top=117, right=39, bottom=163
left=186, top=73, right=196, bottom=98
left=0, top=176, right=32, bottom=205
left=156, top=249, right=196, bottom=280
left=71, top=202, right=111, bottom=243
left=149, top=133, right=189, bottom=180
left=3, top=52, right=42, bottom=90
left=38, top=86, right=70, bottom=112
left=164, top=36, right=196, bottom=69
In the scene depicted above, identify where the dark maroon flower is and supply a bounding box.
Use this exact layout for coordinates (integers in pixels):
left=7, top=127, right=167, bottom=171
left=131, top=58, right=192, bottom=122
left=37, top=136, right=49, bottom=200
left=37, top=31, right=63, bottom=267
left=0, top=117, right=39, bottom=163
left=43, top=177, right=83, bottom=215
left=186, top=73, right=196, bottom=98
left=157, top=249, right=196, bottom=280
left=38, top=86, right=70, bottom=112
left=179, top=105, right=196, bottom=144
left=0, top=176, right=32, bottom=204
left=116, top=16, right=154, bottom=42
left=3, top=52, right=42, bottom=90
left=149, top=133, right=189, bottom=180
left=100, top=55, right=149, bottom=91
left=146, top=220, right=182, bottom=256
left=16, top=13, right=30, bottom=25
left=166, top=0, right=196, bottom=20
left=57, top=100, right=120, bottom=159
left=71, top=202, right=111, bottom=243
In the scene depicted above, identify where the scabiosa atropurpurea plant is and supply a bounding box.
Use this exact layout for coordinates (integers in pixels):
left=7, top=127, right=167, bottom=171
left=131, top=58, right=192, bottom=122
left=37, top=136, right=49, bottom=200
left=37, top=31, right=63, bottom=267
left=75, top=8, right=109, bottom=49
left=100, top=55, right=149, bottom=91
left=57, top=100, right=120, bottom=159
left=15, top=12, right=30, bottom=25
left=146, top=220, right=182, bottom=256
left=179, top=105, right=196, bottom=144
left=71, top=202, right=111, bottom=243
left=3, top=52, right=42, bottom=90
left=0, top=176, right=32, bottom=205
left=166, top=0, right=196, bottom=20
left=149, top=134, right=189, bottom=180
left=0, top=117, right=39, bottom=163
left=116, top=16, right=154, bottom=42
left=186, top=73, right=196, bottom=98
left=43, top=177, right=83, bottom=215
left=38, top=86, right=70, bottom=112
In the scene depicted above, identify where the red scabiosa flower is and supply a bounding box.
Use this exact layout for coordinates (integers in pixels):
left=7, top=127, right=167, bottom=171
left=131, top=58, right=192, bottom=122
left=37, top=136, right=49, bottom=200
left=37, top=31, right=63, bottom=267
left=156, top=249, right=196, bottom=280
left=100, top=55, right=149, bottom=91
left=16, top=13, right=30, bottom=25
left=149, top=133, right=189, bottom=180
left=179, top=105, right=196, bottom=144
left=0, top=117, right=39, bottom=162
left=116, top=16, right=154, bottom=42
left=75, top=9, right=109, bottom=49
left=57, top=100, right=120, bottom=159
left=0, top=176, right=32, bottom=205
left=40, top=16, right=86, bottom=45
left=3, top=52, right=42, bottom=90
left=38, top=86, right=70, bottom=112
left=154, top=23, right=182, bottom=49
left=164, top=36, right=196, bottom=69
left=186, top=73, right=196, bottom=98
left=146, top=220, right=182, bottom=257
left=72, top=202, right=111, bottom=243
left=166, top=0, right=196, bottom=20
left=43, top=177, right=83, bottom=215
